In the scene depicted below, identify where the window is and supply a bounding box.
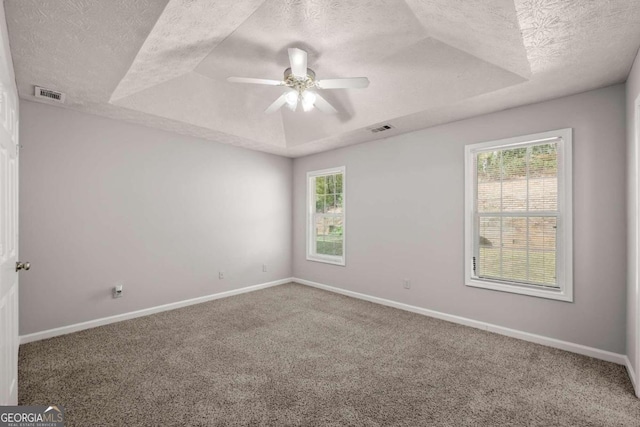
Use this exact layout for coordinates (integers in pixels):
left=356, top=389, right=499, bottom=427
left=307, top=167, right=345, bottom=266
left=464, top=129, right=573, bottom=301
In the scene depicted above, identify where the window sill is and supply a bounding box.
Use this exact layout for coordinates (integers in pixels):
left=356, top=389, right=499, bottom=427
left=466, top=278, right=573, bottom=302
left=306, top=255, right=346, bottom=266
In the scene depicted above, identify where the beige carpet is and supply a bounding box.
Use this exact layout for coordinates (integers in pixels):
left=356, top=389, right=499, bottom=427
left=19, top=283, right=640, bottom=426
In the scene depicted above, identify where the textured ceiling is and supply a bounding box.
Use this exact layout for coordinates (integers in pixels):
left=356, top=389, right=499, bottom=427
left=5, top=0, right=640, bottom=157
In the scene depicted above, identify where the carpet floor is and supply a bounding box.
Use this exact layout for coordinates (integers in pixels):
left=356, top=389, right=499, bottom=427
left=19, top=283, right=640, bottom=426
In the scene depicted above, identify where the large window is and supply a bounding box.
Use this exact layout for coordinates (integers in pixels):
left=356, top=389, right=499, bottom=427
left=464, top=129, right=573, bottom=301
left=307, top=167, right=345, bottom=266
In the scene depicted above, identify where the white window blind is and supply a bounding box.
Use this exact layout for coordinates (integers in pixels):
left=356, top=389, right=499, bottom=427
left=475, top=142, right=559, bottom=286
left=465, top=129, right=573, bottom=301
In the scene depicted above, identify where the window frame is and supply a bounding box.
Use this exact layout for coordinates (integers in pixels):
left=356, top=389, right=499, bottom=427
left=464, top=129, right=573, bottom=302
left=306, top=166, right=346, bottom=266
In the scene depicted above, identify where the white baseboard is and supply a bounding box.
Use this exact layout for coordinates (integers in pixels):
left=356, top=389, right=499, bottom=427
left=626, top=356, right=639, bottom=397
left=20, top=278, right=294, bottom=345
left=293, top=277, right=627, bottom=366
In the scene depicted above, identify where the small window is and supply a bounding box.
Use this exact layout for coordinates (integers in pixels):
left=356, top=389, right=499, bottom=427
left=464, top=129, right=573, bottom=301
left=307, top=167, right=345, bottom=266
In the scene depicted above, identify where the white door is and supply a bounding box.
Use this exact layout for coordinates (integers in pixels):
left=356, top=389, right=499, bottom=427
left=636, top=99, right=640, bottom=399
left=0, top=79, right=20, bottom=404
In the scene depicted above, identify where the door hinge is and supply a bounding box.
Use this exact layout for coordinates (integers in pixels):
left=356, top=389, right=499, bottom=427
left=472, top=256, right=477, bottom=274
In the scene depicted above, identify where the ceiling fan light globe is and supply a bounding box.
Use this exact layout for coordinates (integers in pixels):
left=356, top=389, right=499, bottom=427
left=285, top=91, right=298, bottom=106
left=302, top=91, right=316, bottom=104
left=302, top=91, right=316, bottom=112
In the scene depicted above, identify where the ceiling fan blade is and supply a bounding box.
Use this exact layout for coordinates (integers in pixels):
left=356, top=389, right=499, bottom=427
left=227, top=77, right=283, bottom=86
left=288, top=48, right=308, bottom=78
left=264, top=93, right=288, bottom=114
left=313, top=93, right=338, bottom=114
left=317, top=77, right=370, bottom=89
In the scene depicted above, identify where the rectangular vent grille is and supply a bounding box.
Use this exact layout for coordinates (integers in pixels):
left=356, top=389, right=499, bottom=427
left=35, top=86, right=65, bottom=103
left=369, top=124, right=394, bottom=133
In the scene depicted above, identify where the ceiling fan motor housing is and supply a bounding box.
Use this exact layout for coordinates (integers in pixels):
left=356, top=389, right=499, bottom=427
left=284, top=67, right=317, bottom=92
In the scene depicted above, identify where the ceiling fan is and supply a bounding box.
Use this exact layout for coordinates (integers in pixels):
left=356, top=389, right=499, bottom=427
left=227, top=48, right=369, bottom=114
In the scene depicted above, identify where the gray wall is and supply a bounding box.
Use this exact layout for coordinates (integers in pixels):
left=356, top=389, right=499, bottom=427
left=19, top=101, right=292, bottom=335
left=627, top=49, right=640, bottom=384
left=293, top=84, right=627, bottom=354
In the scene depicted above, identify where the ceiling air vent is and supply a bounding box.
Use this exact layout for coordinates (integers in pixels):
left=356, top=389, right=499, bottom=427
left=35, top=86, right=66, bottom=103
left=369, top=124, right=394, bottom=133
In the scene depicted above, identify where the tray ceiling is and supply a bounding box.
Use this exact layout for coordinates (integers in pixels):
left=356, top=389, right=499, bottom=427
left=5, top=0, right=640, bottom=157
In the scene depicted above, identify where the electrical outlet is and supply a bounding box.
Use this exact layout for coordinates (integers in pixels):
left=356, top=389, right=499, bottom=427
left=218, top=271, right=224, bottom=279
left=262, top=264, right=267, bottom=272
left=113, top=284, right=123, bottom=298
left=403, top=279, right=411, bottom=289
